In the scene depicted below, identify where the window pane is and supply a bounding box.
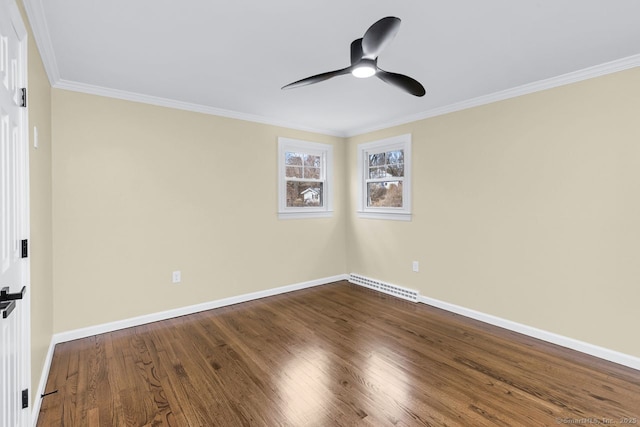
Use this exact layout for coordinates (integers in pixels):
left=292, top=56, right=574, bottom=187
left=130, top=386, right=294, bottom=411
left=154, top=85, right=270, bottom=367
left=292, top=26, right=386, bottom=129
left=304, top=154, right=321, bottom=168
left=367, top=181, right=403, bottom=207
left=369, top=152, right=385, bottom=167
left=386, top=163, right=404, bottom=177
left=286, top=166, right=302, bottom=178
left=286, top=181, right=323, bottom=207
left=369, top=166, right=386, bottom=179
left=285, top=152, right=303, bottom=166
left=304, top=167, right=321, bottom=179
left=385, top=150, right=404, bottom=176
left=286, top=153, right=303, bottom=178
left=386, top=150, right=403, bottom=164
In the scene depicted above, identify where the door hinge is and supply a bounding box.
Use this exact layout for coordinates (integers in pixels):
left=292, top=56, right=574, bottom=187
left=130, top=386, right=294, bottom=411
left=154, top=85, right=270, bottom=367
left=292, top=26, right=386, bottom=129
left=21, top=239, right=28, bottom=258
left=20, top=88, right=27, bottom=108
left=22, top=389, right=28, bottom=409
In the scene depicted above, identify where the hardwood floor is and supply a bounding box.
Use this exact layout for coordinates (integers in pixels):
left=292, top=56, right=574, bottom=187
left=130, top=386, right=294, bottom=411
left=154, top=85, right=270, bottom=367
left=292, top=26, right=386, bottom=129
left=37, top=281, right=640, bottom=426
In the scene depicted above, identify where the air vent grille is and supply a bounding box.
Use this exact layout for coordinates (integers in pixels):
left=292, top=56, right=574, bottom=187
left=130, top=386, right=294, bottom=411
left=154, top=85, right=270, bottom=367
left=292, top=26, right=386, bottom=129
left=349, top=274, right=419, bottom=302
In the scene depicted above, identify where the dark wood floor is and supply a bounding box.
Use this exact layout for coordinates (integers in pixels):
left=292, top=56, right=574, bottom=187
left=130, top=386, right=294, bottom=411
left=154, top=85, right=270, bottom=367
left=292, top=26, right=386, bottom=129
left=37, top=281, right=639, bottom=426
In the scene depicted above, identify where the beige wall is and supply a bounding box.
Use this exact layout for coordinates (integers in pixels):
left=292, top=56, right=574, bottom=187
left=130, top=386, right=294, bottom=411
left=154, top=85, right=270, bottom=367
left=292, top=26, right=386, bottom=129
left=50, top=69, right=640, bottom=359
left=51, top=90, right=347, bottom=332
left=347, top=68, right=640, bottom=358
left=18, top=0, right=54, bottom=402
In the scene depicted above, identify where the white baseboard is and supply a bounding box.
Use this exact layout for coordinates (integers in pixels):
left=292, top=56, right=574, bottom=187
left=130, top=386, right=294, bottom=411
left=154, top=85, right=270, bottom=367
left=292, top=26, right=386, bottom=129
left=54, top=274, right=348, bottom=344
left=419, top=294, right=640, bottom=371
left=32, top=274, right=348, bottom=426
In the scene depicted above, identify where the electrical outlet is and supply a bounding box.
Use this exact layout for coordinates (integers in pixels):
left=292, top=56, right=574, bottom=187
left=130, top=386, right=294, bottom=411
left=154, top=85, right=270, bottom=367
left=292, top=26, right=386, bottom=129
left=412, top=261, right=419, bottom=272
left=172, top=270, right=181, bottom=284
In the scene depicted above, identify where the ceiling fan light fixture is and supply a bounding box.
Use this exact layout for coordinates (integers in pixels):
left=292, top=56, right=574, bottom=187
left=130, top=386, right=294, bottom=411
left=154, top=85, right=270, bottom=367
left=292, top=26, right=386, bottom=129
left=351, top=60, right=376, bottom=78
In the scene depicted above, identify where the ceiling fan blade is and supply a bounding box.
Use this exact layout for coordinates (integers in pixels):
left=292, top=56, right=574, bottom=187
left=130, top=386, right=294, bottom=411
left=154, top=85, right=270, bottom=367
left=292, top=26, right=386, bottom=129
left=350, top=39, right=364, bottom=65
left=376, top=69, right=426, bottom=97
left=282, top=67, right=351, bottom=90
left=361, top=17, right=401, bottom=59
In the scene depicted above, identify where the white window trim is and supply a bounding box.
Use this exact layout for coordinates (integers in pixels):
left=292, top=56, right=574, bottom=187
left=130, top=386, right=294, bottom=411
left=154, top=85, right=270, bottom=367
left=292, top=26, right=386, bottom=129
left=278, top=137, right=333, bottom=220
left=357, top=134, right=412, bottom=221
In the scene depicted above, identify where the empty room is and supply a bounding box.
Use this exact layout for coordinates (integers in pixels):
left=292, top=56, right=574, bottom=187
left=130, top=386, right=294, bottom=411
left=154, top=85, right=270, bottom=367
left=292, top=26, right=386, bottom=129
left=1, top=0, right=639, bottom=426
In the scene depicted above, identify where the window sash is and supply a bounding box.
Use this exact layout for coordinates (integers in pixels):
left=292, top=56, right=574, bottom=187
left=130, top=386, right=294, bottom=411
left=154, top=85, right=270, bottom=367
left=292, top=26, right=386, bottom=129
left=285, top=151, right=323, bottom=180
left=286, top=177, right=324, bottom=183
left=366, top=177, right=405, bottom=183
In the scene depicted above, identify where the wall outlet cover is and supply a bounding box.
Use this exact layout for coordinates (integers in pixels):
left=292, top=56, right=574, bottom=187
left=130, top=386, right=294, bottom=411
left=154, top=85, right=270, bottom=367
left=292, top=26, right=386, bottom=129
left=172, top=271, right=181, bottom=283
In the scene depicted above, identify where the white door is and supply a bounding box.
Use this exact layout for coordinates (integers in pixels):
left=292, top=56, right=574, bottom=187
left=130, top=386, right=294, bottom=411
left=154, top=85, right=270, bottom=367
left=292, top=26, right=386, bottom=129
left=0, top=0, right=30, bottom=426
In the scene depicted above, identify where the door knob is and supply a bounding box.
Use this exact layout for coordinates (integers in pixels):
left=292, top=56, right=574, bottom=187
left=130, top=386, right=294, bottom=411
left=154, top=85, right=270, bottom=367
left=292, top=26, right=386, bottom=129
left=0, top=286, right=26, bottom=302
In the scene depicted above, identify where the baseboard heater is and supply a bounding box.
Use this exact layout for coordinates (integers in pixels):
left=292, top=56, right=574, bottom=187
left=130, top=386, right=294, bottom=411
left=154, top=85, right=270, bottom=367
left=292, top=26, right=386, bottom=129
left=349, top=274, right=419, bottom=302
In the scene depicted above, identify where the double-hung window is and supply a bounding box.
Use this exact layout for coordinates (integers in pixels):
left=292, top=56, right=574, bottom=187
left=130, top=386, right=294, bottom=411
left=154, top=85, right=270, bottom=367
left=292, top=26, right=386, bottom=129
left=278, top=137, right=333, bottom=219
left=357, top=134, right=411, bottom=221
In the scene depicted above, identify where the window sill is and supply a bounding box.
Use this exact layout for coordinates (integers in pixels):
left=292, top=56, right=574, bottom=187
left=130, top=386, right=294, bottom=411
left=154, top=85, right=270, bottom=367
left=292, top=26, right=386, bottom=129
left=357, top=211, right=412, bottom=221
left=278, top=211, right=334, bottom=220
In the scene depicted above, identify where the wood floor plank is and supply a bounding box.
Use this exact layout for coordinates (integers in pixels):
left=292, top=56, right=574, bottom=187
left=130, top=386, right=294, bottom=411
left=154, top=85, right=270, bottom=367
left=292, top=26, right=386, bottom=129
left=38, top=281, right=640, bottom=426
left=134, top=323, right=190, bottom=427
left=101, top=332, right=125, bottom=427
left=36, top=342, right=69, bottom=426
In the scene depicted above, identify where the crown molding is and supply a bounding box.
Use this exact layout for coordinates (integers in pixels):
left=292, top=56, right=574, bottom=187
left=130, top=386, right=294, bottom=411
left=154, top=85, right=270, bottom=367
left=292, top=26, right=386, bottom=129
left=53, top=79, right=346, bottom=137
left=54, top=53, right=639, bottom=140
left=22, top=0, right=60, bottom=85
left=59, top=54, right=635, bottom=139
left=345, top=54, right=640, bottom=137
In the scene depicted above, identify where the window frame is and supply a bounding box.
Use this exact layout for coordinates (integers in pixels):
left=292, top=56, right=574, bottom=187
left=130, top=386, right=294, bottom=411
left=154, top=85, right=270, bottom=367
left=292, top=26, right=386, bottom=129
left=278, top=137, right=333, bottom=220
left=357, top=134, right=412, bottom=221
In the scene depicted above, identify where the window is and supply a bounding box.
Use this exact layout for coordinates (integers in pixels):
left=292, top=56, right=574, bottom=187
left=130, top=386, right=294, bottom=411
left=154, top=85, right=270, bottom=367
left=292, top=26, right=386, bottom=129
left=357, top=134, right=411, bottom=221
left=278, top=137, right=333, bottom=219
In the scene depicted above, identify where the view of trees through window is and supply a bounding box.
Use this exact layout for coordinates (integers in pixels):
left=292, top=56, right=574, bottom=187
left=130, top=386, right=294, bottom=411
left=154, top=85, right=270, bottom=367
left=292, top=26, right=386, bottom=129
left=285, top=152, right=323, bottom=207
left=368, top=181, right=402, bottom=207
left=367, top=150, right=404, bottom=207
left=286, top=182, right=323, bottom=207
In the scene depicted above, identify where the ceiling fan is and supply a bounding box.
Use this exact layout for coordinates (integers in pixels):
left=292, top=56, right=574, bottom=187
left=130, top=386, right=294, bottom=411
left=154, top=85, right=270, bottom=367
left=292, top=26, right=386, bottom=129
left=282, top=16, right=426, bottom=97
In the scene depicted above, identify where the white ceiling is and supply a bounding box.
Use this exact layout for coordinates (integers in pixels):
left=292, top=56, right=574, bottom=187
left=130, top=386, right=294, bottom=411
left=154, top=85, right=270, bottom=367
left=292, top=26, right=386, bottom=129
left=24, top=0, right=640, bottom=136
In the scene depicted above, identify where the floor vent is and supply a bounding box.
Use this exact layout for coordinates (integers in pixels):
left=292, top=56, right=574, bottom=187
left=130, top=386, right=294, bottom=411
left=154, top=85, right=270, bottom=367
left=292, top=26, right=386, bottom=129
left=349, top=274, right=419, bottom=302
